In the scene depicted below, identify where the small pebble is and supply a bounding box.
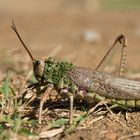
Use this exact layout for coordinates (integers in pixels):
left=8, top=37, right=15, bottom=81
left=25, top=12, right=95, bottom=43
left=82, top=30, right=101, bottom=43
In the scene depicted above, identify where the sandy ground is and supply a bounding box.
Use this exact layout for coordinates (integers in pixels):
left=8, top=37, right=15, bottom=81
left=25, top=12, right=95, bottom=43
left=1, top=2, right=140, bottom=139
left=1, top=11, right=140, bottom=72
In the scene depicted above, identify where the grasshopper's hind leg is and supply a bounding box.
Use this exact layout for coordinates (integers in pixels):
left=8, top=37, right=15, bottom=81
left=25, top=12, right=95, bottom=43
left=39, top=84, right=54, bottom=124
left=95, top=34, right=127, bottom=77
left=118, top=35, right=127, bottom=77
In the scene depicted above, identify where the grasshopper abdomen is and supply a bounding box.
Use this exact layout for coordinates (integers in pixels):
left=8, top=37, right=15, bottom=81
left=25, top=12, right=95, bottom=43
left=68, top=67, right=140, bottom=107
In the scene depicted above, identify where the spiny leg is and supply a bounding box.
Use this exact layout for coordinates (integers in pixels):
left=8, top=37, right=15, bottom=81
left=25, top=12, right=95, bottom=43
left=95, top=34, right=127, bottom=77
left=118, top=36, right=127, bottom=77
left=95, top=34, right=124, bottom=71
left=39, top=84, right=54, bottom=124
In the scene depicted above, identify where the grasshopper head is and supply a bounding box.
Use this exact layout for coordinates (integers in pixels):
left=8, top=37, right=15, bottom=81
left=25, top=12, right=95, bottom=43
left=33, top=59, right=45, bottom=82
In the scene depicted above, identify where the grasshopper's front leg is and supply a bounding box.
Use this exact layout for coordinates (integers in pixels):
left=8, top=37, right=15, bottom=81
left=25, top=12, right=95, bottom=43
left=39, top=84, right=54, bottom=124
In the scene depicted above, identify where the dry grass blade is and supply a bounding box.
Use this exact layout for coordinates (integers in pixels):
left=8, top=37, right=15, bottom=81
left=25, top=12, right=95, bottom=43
left=118, top=132, right=140, bottom=140
left=19, top=70, right=33, bottom=96
left=88, top=101, right=106, bottom=114
left=76, top=101, right=105, bottom=129
left=39, top=126, right=65, bottom=138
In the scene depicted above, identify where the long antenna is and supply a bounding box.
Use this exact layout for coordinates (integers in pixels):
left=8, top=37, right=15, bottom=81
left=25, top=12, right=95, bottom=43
left=11, top=20, right=34, bottom=62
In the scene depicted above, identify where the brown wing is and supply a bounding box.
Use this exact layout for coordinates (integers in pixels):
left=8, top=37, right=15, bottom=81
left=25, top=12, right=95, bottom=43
left=68, top=67, right=140, bottom=99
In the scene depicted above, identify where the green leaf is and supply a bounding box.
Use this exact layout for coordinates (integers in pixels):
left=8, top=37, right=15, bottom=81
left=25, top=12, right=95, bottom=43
left=19, top=128, right=35, bottom=136
left=48, top=118, right=68, bottom=129
left=12, top=112, right=21, bottom=133
left=26, top=119, right=38, bottom=127
left=65, top=113, right=88, bottom=134
left=2, top=71, right=10, bottom=100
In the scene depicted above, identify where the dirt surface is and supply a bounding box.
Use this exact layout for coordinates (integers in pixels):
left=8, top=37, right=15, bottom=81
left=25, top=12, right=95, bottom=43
left=1, top=4, right=140, bottom=140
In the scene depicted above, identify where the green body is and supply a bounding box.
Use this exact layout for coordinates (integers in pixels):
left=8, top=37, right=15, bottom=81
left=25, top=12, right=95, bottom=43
left=42, top=57, right=140, bottom=109
left=43, top=57, right=76, bottom=91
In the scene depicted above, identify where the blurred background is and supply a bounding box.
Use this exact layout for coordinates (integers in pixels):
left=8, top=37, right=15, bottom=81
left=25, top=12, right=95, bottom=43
left=0, top=0, right=140, bottom=79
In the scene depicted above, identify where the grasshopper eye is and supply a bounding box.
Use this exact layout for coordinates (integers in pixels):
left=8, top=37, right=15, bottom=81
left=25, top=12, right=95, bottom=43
left=36, top=60, right=40, bottom=65
left=34, top=60, right=40, bottom=66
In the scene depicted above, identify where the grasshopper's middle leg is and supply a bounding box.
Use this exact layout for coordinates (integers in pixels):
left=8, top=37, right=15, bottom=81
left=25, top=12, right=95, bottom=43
left=60, top=89, right=74, bottom=124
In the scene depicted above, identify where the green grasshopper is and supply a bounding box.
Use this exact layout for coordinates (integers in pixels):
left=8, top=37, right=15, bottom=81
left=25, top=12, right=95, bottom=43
left=11, top=21, right=140, bottom=125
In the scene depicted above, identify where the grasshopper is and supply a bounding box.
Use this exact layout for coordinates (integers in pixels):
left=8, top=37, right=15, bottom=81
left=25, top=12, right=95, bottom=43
left=11, top=21, right=140, bottom=125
